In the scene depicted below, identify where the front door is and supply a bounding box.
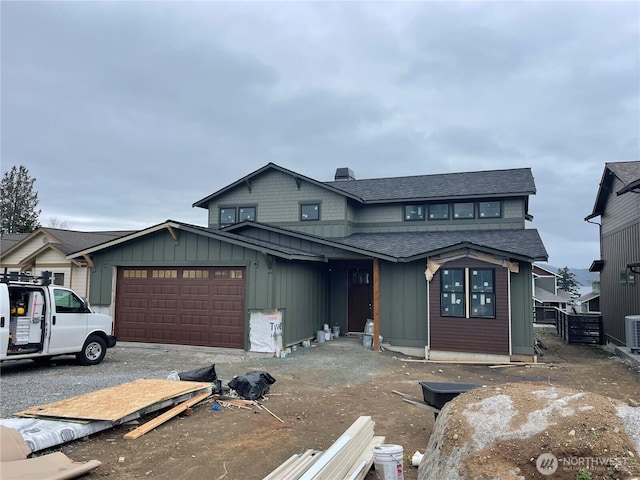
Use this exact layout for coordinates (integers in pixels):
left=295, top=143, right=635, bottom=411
left=348, top=266, right=373, bottom=333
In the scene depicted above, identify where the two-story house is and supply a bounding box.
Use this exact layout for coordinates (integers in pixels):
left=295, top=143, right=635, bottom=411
left=586, top=161, right=640, bottom=345
left=74, top=163, right=547, bottom=362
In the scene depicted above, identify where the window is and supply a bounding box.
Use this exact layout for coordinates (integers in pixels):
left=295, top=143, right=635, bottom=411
left=152, top=269, right=178, bottom=278
left=123, top=269, right=148, bottom=278
left=621, top=269, right=637, bottom=284
left=220, top=208, right=237, bottom=227
left=239, top=207, right=256, bottom=222
left=428, top=203, right=449, bottom=220
left=404, top=204, right=424, bottom=221
left=183, top=269, right=209, bottom=279
left=440, top=267, right=496, bottom=318
left=441, top=269, right=465, bottom=316
left=301, top=203, right=320, bottom=221
left=470, top=269, right=495, bottom=318
left=453, top=202, right=475, bottom=219
left=54, top=289, right=87, bottom=313
left=479, top=201, right=501, bottom=218
left=53, top=273, right=65, bottom=286
left=213, top=269, right=243, bottom=279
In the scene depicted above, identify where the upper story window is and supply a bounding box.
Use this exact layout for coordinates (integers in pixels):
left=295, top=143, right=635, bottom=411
left=239, top=207, right=256, bottom=222
left=453, top=202, right=475, bottom=219
left=404, top=205, right=424, bottom=221
left=301, top=203, right=320, bottom=221
left=220, top=207, right=237, bottom=227
left=428, top=203, right=449, bottom=220
left=479, top=201, right=502, bottom=218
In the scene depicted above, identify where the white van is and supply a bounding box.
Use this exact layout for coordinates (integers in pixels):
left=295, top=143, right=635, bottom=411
left=0, top=271, right=116, bottom=365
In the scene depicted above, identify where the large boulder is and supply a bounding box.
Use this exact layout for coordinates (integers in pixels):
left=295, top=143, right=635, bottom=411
left=418, top=382, right=640, bottom=480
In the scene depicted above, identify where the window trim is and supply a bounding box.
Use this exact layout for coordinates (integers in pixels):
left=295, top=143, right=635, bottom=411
left=479, top=201, right=502, bottom=219
left=428, top=203, right=450, bottom=220
left=238, top=206, right=257, bottom=222
left=300, top=202, right=320, bottom=221
left=404, top=204, right=425, bottom=221
left=453, top=202, right=475, bottom=220
left=219, top=207, right=237, bottom=227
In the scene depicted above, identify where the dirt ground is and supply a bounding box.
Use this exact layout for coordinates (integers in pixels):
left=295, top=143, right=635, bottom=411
left=10, top=329, right=640, bottom=480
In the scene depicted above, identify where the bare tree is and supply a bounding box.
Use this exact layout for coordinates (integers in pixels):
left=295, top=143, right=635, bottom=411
left=1, top=165, right=41, bottom=234
left=48, top=217, right=73, bottom=229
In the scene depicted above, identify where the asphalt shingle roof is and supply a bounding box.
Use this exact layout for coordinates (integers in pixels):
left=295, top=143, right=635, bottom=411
left=43, top=228, right=136, bottom=255
left=325, top=168, right=536, bottom=202
left=331, top=228, right=548, bottom=260
left=183, top=223, right=324, bottom=259
left=608, top=161, right=640, bottom=185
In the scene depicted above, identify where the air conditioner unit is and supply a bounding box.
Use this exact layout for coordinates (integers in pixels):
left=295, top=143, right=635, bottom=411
left=625, top=315, right=640, bottom=353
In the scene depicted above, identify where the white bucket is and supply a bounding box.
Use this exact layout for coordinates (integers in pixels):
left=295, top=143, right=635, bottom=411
left=317, top=330, right=325, bottom=343
left=373, top=444, right=404, bottom=480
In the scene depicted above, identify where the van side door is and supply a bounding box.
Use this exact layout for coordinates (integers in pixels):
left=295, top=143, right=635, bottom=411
left=47, top=287, right=89, bottom=353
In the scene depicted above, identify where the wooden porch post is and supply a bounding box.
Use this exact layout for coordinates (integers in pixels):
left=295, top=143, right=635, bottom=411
left=373, top=258, right=380, bottom=351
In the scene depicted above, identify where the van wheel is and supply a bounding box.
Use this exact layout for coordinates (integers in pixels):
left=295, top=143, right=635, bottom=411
left=77, top=335, right=107, bottom=366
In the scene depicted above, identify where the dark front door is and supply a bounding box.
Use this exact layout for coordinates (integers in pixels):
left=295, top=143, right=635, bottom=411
left=348, top=266, right=373, bottom=333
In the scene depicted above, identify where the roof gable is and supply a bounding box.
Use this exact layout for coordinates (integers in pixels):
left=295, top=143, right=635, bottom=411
left=587, top=161, right=640, bottom=219
left=0, top=228, right=134, bottom=261
left=192, top=163, right=363, bottom=209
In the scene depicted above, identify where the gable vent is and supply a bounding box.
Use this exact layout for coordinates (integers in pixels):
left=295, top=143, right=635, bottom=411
left=335, top=168, right=356, bottom=181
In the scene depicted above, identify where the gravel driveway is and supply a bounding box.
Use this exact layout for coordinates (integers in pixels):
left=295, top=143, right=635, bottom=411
left=0, top=337, right=387, bottom=419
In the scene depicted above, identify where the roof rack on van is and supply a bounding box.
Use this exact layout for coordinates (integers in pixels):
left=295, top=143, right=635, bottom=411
left=0, top=268, right=52, bottom=286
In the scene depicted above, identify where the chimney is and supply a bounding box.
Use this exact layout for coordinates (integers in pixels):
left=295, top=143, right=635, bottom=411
left=334, top=168, right=356, bottom=181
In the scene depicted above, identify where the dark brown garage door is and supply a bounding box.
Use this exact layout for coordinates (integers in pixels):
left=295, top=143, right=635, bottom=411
left=115, top=267, right=245, bottom=348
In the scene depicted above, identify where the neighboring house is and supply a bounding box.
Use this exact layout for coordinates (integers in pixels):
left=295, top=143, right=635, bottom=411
left=532, top=264, right=572, bottom=311
left=0, top=228, right=132, bottom=298
left=74, top=163, right=548, bottom=362
left=578, top=291, right=601, bottom=313
left=586, top=161, right=640, bottom=345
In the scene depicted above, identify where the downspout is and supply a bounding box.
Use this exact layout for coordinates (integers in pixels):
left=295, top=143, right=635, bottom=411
left=373, top=258, right=380, bottom=351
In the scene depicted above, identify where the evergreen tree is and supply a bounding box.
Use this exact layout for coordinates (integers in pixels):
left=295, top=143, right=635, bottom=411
left=1, top=165, right=41, bottom=234
left=557, top=266, right=581, bottom=299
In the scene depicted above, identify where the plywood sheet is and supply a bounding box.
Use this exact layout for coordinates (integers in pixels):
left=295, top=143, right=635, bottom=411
left=14, top=379, right=211, bottom=422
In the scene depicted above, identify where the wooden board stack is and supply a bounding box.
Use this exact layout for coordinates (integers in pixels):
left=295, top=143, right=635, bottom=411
left=263, top=416, right=384, bottom=480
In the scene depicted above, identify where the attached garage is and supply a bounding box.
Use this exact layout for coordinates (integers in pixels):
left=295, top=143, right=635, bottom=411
left=115, top=266, right=246, bottom=348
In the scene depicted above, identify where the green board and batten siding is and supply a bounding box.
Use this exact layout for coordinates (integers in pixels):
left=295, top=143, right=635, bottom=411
left=87, top=228, right=328, bottom=349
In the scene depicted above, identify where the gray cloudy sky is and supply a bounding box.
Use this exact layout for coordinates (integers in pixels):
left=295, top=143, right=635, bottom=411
left=2, top=1, right=639, bottom=269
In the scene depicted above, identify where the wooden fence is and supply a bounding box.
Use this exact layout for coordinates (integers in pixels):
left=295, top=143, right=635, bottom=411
left=535, top=306, right=604, bottom=345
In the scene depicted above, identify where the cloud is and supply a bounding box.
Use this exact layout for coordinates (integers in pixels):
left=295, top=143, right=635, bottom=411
left=1, top=1, right=638, bottom=269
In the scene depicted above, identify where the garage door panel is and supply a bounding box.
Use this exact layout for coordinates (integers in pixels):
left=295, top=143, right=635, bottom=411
left=181, top=285, right=211, bottom=296
left=116, top=267, right=245, bottom=348
left=148, top=298, right=179, bottom=310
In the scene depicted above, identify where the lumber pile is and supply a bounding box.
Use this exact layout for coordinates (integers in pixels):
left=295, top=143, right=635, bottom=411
left=263, top=416, right=384, bottom=480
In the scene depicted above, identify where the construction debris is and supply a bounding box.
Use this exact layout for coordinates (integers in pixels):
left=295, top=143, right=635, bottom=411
left=262, top=416, right=384, bottom=480
left=123, top=391, right=211, bottom=439
left=0, top=425, right=101, bottom=480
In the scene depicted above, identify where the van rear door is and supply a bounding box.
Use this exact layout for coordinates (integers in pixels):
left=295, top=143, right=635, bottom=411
left=0, top=284, right=9, bottom=359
